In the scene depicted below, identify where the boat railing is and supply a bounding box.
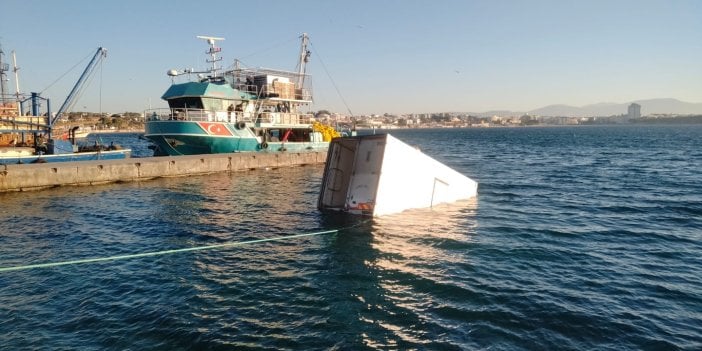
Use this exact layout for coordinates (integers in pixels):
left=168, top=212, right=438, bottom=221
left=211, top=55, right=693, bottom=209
left=232, top=84, right=261, bottom=95
left=254, top=112, right=313, bottom=125
left=0, top=112, right=50, bottom=133
left=257, top=85, right=313, bottom=101
left=146, top=108, right=239, bottom=123
left=145, top=108, right=314, bottom=125
left=227, top=67, right=313, bottom=101
left=232, top=83, right=312, bottom=102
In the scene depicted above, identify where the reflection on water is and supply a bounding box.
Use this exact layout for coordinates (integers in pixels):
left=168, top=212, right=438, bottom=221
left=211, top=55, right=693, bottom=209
left=371, top=197, right=479, bottom=265
left=317, top=198, right=480, bottom=349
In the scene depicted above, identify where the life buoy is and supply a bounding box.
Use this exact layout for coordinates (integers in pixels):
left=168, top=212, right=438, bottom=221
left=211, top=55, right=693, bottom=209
left=236, top=121, right=246, bottom=130
left=260, top=142, right=268, bottom=149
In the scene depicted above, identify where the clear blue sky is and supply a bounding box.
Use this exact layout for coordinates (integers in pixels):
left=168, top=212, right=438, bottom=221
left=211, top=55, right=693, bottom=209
left=1, top=0, right=700, bottom=115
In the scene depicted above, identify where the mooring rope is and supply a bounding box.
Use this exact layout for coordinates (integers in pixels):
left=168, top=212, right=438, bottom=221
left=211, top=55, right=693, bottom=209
left=0, top=229, right=339, bottom=273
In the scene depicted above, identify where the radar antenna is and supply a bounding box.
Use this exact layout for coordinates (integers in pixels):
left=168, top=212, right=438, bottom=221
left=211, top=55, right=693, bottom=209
left=196, top=35, right=225, bottom=77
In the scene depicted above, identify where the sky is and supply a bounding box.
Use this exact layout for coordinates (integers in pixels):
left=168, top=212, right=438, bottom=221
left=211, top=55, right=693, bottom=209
left=1, top=0, right=700, bottom=115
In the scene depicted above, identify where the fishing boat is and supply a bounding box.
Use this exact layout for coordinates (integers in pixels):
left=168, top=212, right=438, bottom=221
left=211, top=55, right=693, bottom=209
left=0, top=45, right=131, bottom=165
left=144, top=34, right=338, bottom=156
left=0, top=98, right=130, bottom=165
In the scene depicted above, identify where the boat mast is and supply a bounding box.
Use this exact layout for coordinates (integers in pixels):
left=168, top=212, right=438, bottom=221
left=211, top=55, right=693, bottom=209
left=296, top=33, right=311, bottom=87
left=0, top=43, right=10, bottom=104
left=196, top=35, right=225, bottom=78
left=12, top=50, right=21, bottom=102
left=11, top=50, right=22, bottom=115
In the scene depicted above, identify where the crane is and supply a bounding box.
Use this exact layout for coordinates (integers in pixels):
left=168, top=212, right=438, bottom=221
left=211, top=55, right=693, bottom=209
left=50, top=47, right=107, bottom=126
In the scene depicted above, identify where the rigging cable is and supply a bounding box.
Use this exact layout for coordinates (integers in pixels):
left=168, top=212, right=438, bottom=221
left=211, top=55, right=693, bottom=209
left=61, top=55, right=102, bottom=115
left=308, top=41, right=354, bottom=116
left=227, top=36, right=299, bottom=70
left=39, top=49, right=94, bottom=95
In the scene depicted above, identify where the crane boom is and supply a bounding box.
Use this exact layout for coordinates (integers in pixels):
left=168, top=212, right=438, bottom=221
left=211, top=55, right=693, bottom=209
left=51, top=47, right=107, bottom=126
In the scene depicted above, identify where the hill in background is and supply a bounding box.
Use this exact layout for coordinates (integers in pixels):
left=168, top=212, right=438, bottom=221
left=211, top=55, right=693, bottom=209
left=527, top=98, right=702, bottom=117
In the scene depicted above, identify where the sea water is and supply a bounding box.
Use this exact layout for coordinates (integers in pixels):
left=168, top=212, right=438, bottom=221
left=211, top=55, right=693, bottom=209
left=0, top=125, right=700, bottom=350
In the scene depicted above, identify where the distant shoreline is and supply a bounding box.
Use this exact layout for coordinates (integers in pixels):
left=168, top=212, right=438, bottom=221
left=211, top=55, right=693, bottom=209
left=89, top=129, right=143, bottom=134
left=69, top=116, right=702, bottom=138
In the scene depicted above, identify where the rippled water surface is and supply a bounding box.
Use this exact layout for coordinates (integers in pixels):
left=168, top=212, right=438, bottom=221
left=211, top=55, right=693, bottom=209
left=1, top=126, right=701, bottom=350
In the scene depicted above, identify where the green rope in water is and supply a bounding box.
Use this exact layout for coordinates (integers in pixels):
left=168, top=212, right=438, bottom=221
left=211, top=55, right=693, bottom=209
left=0, top=229, right=338, bottom=273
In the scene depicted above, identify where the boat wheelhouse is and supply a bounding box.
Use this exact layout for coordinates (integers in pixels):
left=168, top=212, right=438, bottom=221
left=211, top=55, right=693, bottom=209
left=145, top=34, right=337, bottom=156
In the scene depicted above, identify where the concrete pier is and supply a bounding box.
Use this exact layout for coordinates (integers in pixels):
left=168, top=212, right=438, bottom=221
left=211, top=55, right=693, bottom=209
left=0, top=151, right=327, bottom=192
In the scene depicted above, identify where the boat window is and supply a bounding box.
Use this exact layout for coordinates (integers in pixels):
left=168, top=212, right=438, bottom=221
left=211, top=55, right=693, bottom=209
left=202, top=97, right=228, bottom=111
left=167, top=97, right=203, bottom=109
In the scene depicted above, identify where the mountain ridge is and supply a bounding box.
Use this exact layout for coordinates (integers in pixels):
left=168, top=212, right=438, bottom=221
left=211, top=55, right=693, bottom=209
left=527, top=98, right=702, bottom=117
left=457, top=98, right=702, bottom=117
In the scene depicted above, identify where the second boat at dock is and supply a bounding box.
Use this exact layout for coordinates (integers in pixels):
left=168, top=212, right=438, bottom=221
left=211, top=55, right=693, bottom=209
left=145, top=34, right=338, bottom=156
left=0, top=45, right=131, bottom=165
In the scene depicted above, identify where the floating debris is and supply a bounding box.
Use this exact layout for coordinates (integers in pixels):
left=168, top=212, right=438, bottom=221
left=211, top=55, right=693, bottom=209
left=318, top=134, right=478, bottom=216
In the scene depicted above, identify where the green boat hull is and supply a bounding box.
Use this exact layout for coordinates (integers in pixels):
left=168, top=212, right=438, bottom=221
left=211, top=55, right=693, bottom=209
left=144, top=120, right=328, bottom=156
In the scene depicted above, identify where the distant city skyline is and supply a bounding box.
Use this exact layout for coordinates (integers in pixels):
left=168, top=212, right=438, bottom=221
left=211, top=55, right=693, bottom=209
left=1, top=0, right=701, bottom=115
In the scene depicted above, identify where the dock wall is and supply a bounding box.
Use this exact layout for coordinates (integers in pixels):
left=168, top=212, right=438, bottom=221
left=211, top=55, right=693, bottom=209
left=0, top=151, right=327, bottom=192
